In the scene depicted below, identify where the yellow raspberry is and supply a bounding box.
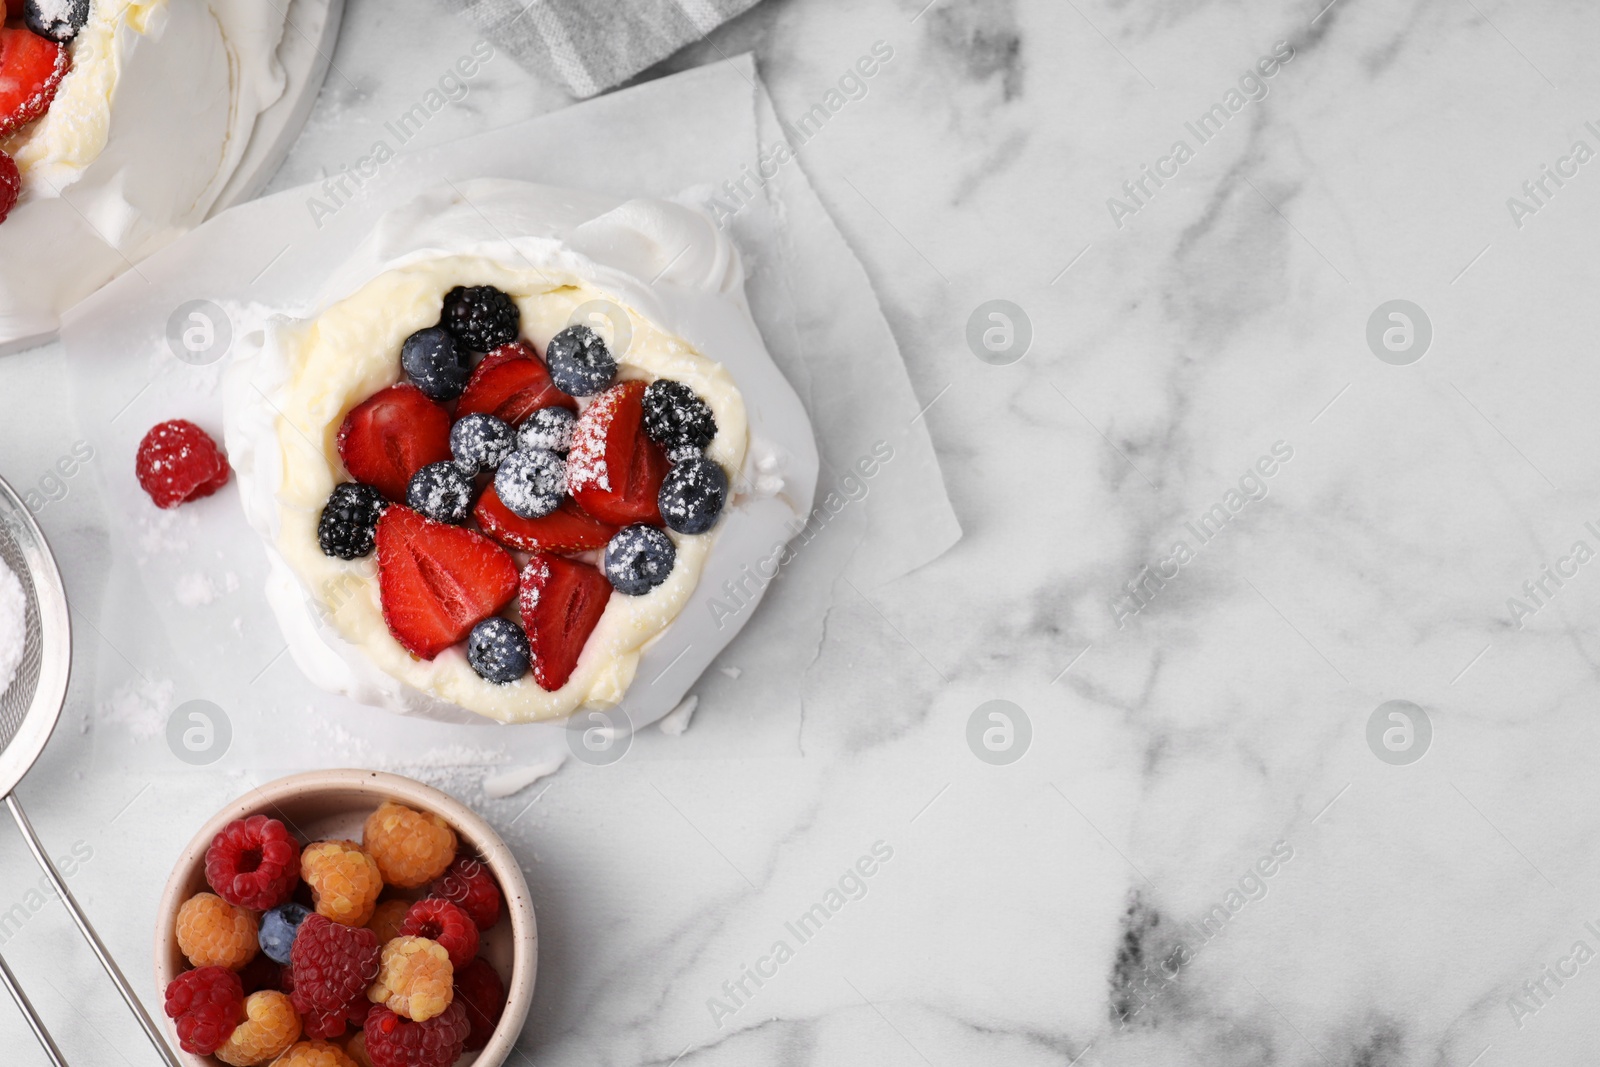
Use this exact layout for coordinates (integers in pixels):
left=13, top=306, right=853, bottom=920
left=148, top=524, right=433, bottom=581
left=366, top=935, right=453, bottom=1021
left=275, top=1040, right=360, bottom=1067
left=363, top=802, right=457, bottom=888
left=343, top=1030, right=375, bottom=1067
left=366, top=898, right=411, bottom=945
left=175, top=892, right=259, bottom=969
left=302, top=840, right=384, bottom=927
left=215, top=990, right=301, bottom=1066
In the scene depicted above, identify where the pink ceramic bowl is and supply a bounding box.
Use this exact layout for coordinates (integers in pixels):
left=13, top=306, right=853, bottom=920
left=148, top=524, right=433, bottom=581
left=154, top=769, right=537, bottom=1066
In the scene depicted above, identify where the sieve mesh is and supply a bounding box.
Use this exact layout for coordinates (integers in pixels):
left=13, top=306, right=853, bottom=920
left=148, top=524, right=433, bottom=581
left=0, top=521, right=41, bottom=754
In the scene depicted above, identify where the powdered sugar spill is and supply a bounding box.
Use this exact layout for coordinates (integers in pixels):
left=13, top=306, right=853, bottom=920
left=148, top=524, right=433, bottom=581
left=0, top=559, right=26, bottom=699
left=718, top=666, right=741, bottom=679
left=137, top=507, right=198, bottom=562
left=174, top=572, right=217, bottom=606
left=98, top=675, right=173, bottom=739
left=657, top=694, right=698, bottom=735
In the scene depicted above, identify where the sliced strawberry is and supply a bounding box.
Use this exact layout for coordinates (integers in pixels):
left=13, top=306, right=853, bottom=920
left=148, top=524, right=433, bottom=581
left=336, top=383, right=453, bottom=502
left=376, top=506, right=518, bottom=660
left=0, top=28, right=68, bottom=138
left=455, top=342, right=577, bottom=425
left=518, top=553, right=612, bottom=691
left=567, top=380, right=669, bottom=526
left=474, top=487, right=619, bottom=555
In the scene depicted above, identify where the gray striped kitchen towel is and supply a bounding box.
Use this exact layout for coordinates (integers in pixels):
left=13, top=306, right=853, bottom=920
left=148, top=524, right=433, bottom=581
left=447, top=0, right=762, bottom=99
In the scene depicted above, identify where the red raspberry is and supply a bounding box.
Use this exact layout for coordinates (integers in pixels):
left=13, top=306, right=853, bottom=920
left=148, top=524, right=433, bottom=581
left=164, top=966, right=243, bottom=1056
left=363, top=1001, right=470, bottom=1067
left=427, top=856, right=501, bottom=931
left=206, top=814, right=302, bottom=911
left=136, top=419, right=230, bottom=509
left=0, top=151, right=18, bottom=225
left=452, top=959, right=505, bottom=1052
left=398, top=899, right=478, bottom=970
left=290, top=914, right=381, bottom=1040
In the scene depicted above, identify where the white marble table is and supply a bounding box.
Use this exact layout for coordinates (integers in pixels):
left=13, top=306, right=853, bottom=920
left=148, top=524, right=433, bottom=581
left=5, top=0, right=1600, bottom=1064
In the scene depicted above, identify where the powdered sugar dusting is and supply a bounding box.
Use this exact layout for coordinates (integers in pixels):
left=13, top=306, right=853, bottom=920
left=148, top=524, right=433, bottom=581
left=98, top=675, right=173, bottom=739
left=0, top=559, right=26, bottom=699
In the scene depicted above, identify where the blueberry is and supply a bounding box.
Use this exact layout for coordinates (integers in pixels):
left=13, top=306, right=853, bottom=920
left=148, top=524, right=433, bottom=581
left=658, top=456, right=728, bottom=534
left=24, top=0, right=89, bottom=42
left=442, top=285, right=520, bottom=352
left=317, top=483, right=387, bottom=559
left=603, top=525, right=676, bottom=595
left=517, top=406, right=576, bottom=454
left=642, top=379, right=716, bottom=453
left=468, top=617, right=530, bottom=684
left=259, top=903, right=312, bottom=965
left=544, top=325, right=616, bottom=397
left=495, top=449, right=565, bottom=519
left=451, top=414, right=515, bottom=474
left=401, top=326, right=469, bottom=400
left=407, top=462, right=474, bottom=524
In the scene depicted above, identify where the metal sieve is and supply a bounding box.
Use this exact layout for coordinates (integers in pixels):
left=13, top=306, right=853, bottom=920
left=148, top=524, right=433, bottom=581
left=0, top=475, right=178, bottom=1067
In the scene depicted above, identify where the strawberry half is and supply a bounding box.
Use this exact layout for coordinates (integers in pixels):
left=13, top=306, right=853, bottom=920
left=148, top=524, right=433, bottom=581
left=518, top=553, right=612, bottom=690
left=336, top=383, right=453, bottom=502
left=455, top=342, right=577, bottom=426
left=567, top=381, right=669, bottom=525
left=474, top=487, right=619, bottom=555
left=376, top=506, right=518, bottom=660
left=0, top=27, right=68, bottom=138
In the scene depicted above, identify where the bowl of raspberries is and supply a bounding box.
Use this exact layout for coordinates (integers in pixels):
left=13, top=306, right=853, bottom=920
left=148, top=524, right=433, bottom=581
left=154, top=770, right=536, bottom=1067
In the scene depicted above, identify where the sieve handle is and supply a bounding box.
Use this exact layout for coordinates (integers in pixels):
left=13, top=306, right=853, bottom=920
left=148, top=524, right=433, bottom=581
left=6, top=794, right=181, bottom=1067
left=0, top=949, right=69, bottom=1067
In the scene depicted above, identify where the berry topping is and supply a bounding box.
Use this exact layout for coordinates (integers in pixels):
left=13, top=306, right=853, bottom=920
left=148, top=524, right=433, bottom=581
left=290, top=913, right=382, bottom=1040
left=544, top=324, right=617, bottom=397
left=399, top=326, right=469, bottom=401
left=277, top=1040, right=361, bottom=1067
left=375, top=505, right=518, bottom=660
left=493, top=448, right=565, bottom=519
left=0, top=151, right=18, bottom=226
left=454, top=342, right=575, bottom=425
left=518, top=553, right=612, bottom=691
left=642, top=379, right=717, bottom=453
left=398, top=899, right=480, bottom=969
left=467, top=616, right=530, bottom=684
left=366, top=936, right=454, bottom=1021
left=336, top=384, right=453, bottom=503
left=23, top=0, right=89, bottom=43
left=568, top=381, right=669, bottom=525
left=454, top=959, right=506, bottom=1052
left=441, top=285, right=519, bottom=352
left=300, top=840, right=384, bottom=927
left=205, top=814, right=302, bottom=912
left=0, top=27, right=67, bottom=138
left=136, top=419, right=230, bottom=509
left=216, top=990, right=302, bottom=1066
left=366, top=899, right=412, bottom=945
left=428, top=856, right=502, bottom=931
left=176, top=892, right=260, bottom=970
left=448, top=413, right=515, bottom=474
left=517, top=404, right=576, bottom=453
left=657, top=455, right=729, bottom=535
left=406, top=462, right=473, bottom=525
left=318, top=483, right=388, bottom=560
left=473, top=490, right=618, bottom=555
left=363, top=1001, right=470, bottom=1067
left=164, top=966, right=244, bottom=1056
left=260, top=903, right=314, bottom=966
left=364, top=800, right=458, bottom=888
left=603, top=525, right=677, bottom=596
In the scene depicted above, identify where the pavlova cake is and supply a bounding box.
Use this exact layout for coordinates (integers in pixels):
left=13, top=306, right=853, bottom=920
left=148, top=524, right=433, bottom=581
left=0, top=0, right=292, bottom=346
left=225, top=180, right=817, bottom=724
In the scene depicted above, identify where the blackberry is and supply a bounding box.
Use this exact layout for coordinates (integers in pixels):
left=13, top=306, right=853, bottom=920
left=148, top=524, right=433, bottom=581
left=495, top=449, right=565, bottom=519
left=407, top=462, right=474, bottom=524
left=658, top=456, right=728, bottom=534
left=642, top=379, right=716, bottom=453
left=401, top=326, right=469, bottom=401
left=517, top=406, right=576, bottom=454
left=24, top=0, right=90, bottom=42
left=544, top=325, right=616, bottom=397
left=442, top=285, right=519, bottom=352
left=603, top=525, right=676, bottom=595
left=450, top=414, right=515, bottom=474
left=467, top=617, right=530, bottom=684
left=317, top=483, right=387, bottom=559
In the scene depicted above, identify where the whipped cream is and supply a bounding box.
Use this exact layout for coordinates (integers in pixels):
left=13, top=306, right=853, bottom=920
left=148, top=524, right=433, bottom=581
left=226, top=180, right=790, bottom=724
left=0, top=0, right=289, bottom=345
